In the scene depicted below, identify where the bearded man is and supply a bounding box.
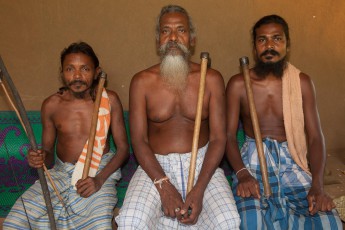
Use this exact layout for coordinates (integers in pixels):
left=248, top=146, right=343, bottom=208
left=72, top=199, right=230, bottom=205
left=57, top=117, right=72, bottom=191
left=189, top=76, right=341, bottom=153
left=115, top=5, right=240, bottom=229
left=226, top=15, right=342, bottom=229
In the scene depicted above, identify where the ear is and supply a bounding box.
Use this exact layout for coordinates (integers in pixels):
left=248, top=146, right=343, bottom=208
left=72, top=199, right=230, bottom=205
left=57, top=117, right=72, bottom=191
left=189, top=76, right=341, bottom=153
left=95, top=67, right=102, bottom=79
left=253, top=47, right=257, bottom=57
left=190, top=37, right=196, bottom=47
left=59, top=67, right=64, bottom=79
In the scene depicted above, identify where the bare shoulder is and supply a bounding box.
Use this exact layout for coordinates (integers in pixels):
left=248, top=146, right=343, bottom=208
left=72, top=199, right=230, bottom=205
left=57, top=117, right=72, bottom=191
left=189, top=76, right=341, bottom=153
left=42, top=92, right=64, bottom=109
left=299, top=72, right=316, bottom=93
left=106, top=89, right=121, bottom=103
left=299, top=72, right=313, bottom=85
left=131, top=64, right=160, bottom=84
left=208, top=67, right=223, bottom=82
left=103, top=90, right=124, bottom=115
left=226, top=72, right=244, bottom=91
left=40, top=92, right=65, bottom=118
left=190, top=62, right=223, bottom=83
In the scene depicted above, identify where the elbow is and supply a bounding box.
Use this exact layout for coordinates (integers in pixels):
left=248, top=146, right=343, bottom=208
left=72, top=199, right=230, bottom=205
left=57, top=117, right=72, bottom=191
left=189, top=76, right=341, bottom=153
left=117, top=142, right=130, bottom=160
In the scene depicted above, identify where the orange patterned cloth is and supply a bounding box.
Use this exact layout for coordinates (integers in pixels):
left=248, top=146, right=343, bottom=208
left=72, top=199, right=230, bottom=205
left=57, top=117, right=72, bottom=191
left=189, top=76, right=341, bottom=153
left=71, top=89, right=111, bottom=187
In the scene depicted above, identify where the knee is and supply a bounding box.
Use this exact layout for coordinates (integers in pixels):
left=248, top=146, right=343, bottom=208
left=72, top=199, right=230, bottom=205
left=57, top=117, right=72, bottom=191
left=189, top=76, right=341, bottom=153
left=215, top=211, right=241, bottom=230
left=115, top=208, right=151, bottom=230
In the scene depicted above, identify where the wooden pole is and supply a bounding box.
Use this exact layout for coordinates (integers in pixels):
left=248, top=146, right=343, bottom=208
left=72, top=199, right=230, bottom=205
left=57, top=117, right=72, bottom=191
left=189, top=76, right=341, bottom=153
left=0, top=56, right=57, bottom=229
left=187, top=52, right=209, bottom=194
left=82, top=72, right=107, bottom=179
left=239, top=56, right=272, bottom=197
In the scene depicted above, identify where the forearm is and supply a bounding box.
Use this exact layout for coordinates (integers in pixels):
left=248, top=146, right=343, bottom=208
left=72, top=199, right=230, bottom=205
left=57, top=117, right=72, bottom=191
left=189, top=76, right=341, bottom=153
left=194, top=138, right=225, bottom=192
left=226, top=135, right=246, bottom=173
left=95, top=147, right=129, bottom=184
left=308, top=140, right=326, bottom=189
left=43, top=148, right=55, bottom=168
left=133, top=141, right=167, bottom=181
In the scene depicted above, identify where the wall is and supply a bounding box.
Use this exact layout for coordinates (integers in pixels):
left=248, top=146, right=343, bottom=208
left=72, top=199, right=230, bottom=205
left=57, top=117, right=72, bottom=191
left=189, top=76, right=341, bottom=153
left=0, top=0, right=344, bottom=153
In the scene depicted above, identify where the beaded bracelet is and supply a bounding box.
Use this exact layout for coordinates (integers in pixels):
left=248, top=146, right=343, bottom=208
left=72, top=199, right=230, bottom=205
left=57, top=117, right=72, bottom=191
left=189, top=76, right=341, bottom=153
left=235, top=167, right=248, bottom=176
left=154, top=176, right=170, bottom=189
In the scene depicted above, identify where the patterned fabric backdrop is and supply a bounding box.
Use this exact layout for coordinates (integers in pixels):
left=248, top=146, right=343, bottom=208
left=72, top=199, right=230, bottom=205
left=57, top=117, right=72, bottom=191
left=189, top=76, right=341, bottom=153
left=0, top=111, right=43, bottom=217
left=0, top=111, right=244, bottom=218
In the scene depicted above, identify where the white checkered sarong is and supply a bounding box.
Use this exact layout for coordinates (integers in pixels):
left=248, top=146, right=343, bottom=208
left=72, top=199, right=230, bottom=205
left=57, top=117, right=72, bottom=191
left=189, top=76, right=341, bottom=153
left=116, top=144, right=240, bottom=229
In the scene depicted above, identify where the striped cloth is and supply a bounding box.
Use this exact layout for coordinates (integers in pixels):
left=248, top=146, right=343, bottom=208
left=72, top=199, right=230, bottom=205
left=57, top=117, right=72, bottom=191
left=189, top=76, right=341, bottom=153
left=232, top=136, right=342, bottom=230
left=71, top=89, right=111, bottom=187
left=116, top=144, right=240, bottom=229
left=3, top=152, right=121, bottom=230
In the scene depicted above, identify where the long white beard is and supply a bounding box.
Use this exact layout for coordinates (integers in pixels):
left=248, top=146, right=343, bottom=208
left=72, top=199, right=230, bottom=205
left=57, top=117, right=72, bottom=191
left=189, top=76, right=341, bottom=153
left=159, top=43, right=190, bottom=92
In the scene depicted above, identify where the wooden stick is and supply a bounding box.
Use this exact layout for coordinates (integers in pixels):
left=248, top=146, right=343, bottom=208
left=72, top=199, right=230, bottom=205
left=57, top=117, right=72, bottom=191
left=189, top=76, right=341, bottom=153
left=187, top=52, right=209, bottom=194
left=239, top=57, right=272, bottom=197
left=82, top=71, right=107, bottom=179
left=0, top=56, right=57, bottom=229
left=43, top=164, right=66, bottom=207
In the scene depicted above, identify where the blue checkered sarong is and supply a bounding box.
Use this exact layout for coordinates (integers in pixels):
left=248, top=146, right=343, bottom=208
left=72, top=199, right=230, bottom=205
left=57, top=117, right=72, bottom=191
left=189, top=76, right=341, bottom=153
left=3, top=152, right=121, bottom=230
left=232, top=136, right=342, bottom=230
left=116, top=144, right=240, bottom=229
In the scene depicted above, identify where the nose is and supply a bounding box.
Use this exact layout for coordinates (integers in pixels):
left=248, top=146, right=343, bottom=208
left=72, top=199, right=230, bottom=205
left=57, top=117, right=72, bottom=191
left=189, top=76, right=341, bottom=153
left=266, top=39, right=274, bottom=50
left=169, top=30, right=177, bottom=42
left=73, top=69, right=81, bottom=79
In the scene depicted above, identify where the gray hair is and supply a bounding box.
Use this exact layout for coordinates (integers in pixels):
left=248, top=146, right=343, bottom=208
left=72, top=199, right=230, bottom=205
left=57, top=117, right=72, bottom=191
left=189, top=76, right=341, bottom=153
left=155, top=5, right=196, bottom=42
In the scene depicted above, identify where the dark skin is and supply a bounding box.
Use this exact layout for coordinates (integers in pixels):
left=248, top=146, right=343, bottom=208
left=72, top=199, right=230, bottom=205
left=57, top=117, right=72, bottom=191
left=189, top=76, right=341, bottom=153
left=28, top=52, right=129, bottom=198
left=226, top=22, right=335, bottom=215
left=129, top=12, right=226, bottom=225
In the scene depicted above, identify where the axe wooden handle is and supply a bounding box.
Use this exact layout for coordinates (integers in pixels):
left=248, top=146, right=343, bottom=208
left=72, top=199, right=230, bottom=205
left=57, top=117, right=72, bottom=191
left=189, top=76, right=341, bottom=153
left=240, top=57, right=272, bottom=197
left=82, top=71, right=107, bottom=179
left=187, top=52, right=209, bottom=194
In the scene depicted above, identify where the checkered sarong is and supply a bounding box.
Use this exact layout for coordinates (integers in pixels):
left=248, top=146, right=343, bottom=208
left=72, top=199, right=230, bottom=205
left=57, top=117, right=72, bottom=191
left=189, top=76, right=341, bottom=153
left=232, top=136, right=342, bottom=230
left=116, top=144, right=240, bottom=229
left=3, top=152, right=121, bottom=230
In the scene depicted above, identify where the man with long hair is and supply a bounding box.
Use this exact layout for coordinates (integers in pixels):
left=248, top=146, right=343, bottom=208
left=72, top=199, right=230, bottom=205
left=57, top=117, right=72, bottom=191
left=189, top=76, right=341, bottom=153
left=226, top=15, right=342, bottom=229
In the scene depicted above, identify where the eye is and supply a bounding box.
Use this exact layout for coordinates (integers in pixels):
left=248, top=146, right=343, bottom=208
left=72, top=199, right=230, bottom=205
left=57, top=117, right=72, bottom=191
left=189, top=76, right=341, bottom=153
left=273, top=36, right=283, bottom=43
left=161, top=28, right=170, bottom=35
left=257, top=37, right=266, bottom=44
left=177, top=28, right=185, bottom=33
left=81, top=66, right=90, bottom=72
left=65, top=67, right=73, bottom=72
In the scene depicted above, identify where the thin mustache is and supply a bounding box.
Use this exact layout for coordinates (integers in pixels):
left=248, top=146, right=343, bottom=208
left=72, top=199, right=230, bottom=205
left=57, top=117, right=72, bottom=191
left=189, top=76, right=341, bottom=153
left=68, top=80, right=87, bottom=86
left=261, top=49, right=280, bottom=57
left=166, top=41, right=182, bottom=49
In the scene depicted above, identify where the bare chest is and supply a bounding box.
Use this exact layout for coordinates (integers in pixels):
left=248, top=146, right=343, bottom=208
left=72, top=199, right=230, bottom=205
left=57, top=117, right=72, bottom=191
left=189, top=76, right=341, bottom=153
left=53, top=102, right=94, bottom=135
left=241, top=79, right=284, bottom=121
left=146, top=87, right=209, bottom=123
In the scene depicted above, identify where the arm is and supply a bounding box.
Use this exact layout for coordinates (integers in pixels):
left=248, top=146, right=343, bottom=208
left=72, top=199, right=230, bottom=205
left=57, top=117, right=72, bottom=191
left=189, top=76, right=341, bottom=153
left=300, top=73, right=335, bottom=214
left=28, top=97, right=56, bottom=169
left=129, top=72, right=184, bottom=219
left=76, top=91, right=130, bottom=197
left=225, top=74, right=260, bottom=199
left=181, top=70, right=227, bottom=224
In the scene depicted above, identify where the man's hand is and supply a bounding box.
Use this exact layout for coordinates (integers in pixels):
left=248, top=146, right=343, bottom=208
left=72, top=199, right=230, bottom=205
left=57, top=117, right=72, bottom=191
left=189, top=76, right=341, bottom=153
left=236, top=169, right=261, bottom=199
left=28, top=149, right=45, bottom=168
left=180, top=186, right=204, bottom=225
left=307, top=186, right=335, bottom=215
left=157, top=181, right=185, bottom=220
left=76, top=177, right=103, bottom=198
